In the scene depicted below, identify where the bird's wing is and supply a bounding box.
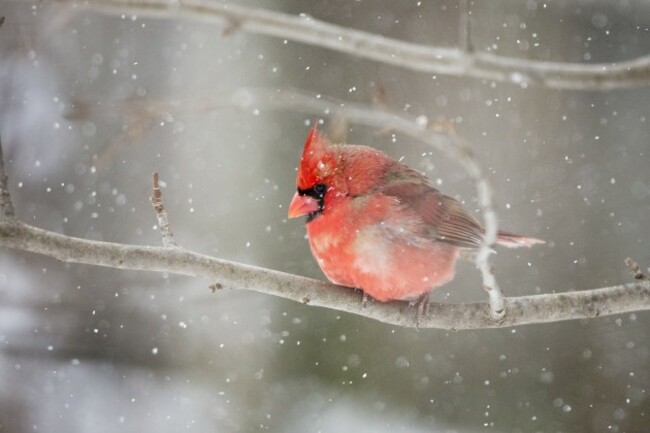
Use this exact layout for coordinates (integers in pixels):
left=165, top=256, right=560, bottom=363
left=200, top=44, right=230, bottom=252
left=380, top=174, right=485, bottom=249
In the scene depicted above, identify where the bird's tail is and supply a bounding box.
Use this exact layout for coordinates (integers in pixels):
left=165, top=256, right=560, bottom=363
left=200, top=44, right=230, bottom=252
left=495, top=230, right=546, bottom=248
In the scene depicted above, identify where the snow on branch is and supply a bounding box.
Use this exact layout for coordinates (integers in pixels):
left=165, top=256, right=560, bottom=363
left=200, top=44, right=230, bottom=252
left=51, top=0, right=650, bottom=91
left=0, top=133, right=649, bottom=329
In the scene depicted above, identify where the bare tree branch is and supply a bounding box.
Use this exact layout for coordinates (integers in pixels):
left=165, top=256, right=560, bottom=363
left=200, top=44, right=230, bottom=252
left=0, top=218, right=648, bottom=329
left=46, top=0, right=650, bottom=90
left=150, top=172, right=177, bottom=247
left=0, top=131, right=647, bottom=328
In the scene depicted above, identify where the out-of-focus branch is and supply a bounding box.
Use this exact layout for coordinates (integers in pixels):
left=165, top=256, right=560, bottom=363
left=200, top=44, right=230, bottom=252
left=0, top=219, right=648, bottom=329
left=458, top=0, right=472, bottom=54
left=0, top=136, right=16, bottom=219
left=48, top=0, right=650, bottom=90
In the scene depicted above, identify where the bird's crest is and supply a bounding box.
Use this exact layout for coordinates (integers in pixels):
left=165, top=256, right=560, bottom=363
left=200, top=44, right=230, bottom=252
left=297, top=125, right=338, bottom=189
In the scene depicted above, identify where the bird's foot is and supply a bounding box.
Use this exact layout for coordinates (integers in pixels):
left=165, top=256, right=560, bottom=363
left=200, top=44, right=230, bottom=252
left=361, top=291, right=374, bottom=308
left=409, top=293, right=430, bottom=329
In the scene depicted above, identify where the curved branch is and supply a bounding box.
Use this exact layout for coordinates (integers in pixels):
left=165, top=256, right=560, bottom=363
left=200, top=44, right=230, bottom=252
left=0, top=219, right=648, bottom=329
left=50, top=0, right=650, bottom=90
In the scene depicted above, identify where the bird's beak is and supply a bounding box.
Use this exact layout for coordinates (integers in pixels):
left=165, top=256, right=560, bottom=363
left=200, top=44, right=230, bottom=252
left=288, top=192, right=319, bottom=218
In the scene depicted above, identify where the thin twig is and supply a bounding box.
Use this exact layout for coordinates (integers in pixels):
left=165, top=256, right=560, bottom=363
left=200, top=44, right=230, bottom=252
left=625, top=257, right=649, bottom=281
left=149, top=172, right=176, bottom=247
left=46, top=0, right=650, bottom=90
left=0, top=219, right=648, bottom=329
left=0, top=136, right=16, bottom=219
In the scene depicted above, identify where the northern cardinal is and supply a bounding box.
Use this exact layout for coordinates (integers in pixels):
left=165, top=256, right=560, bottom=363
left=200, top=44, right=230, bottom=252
left=288, top=126, right=544, bottom=313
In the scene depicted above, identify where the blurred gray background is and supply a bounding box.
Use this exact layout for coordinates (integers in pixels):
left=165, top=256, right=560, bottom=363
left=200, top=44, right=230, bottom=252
left=0, top=0, right=649, bottom=432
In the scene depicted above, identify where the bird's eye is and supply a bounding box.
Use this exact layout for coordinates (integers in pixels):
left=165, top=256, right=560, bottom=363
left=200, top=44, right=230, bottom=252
left=313, top=184, right=327, bottom=196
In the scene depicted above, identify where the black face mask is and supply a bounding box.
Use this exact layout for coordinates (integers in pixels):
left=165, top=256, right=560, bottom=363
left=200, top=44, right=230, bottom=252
left=297, top=183, right=327, bottom=222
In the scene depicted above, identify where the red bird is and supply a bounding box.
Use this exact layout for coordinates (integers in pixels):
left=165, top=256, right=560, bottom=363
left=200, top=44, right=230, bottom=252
left=288, top=126, right=544, bottom=312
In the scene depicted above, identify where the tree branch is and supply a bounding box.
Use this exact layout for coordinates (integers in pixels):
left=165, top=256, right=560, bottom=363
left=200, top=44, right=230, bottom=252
left=150, top=172, right=177, bottom=247
left=0, top=130, right=647, bottom=328
left=0, top=218, right=648, bottom=329
left=47, top=0, right=650, bottom=90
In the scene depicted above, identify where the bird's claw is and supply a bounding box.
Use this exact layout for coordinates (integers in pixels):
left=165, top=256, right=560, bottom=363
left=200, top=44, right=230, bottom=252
left=361, top=291, right=370, bottom=308
left=409, top=293, right=430, bottom=329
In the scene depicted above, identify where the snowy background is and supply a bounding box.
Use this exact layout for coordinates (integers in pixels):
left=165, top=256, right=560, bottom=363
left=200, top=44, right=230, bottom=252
left=1, top=1, right=649, bottom=432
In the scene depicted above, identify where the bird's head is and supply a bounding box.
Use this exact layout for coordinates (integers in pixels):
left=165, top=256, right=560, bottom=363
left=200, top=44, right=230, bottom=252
left=288, top=125, right=341, bottom=221
left=288, top=125, right=394, bottom=221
